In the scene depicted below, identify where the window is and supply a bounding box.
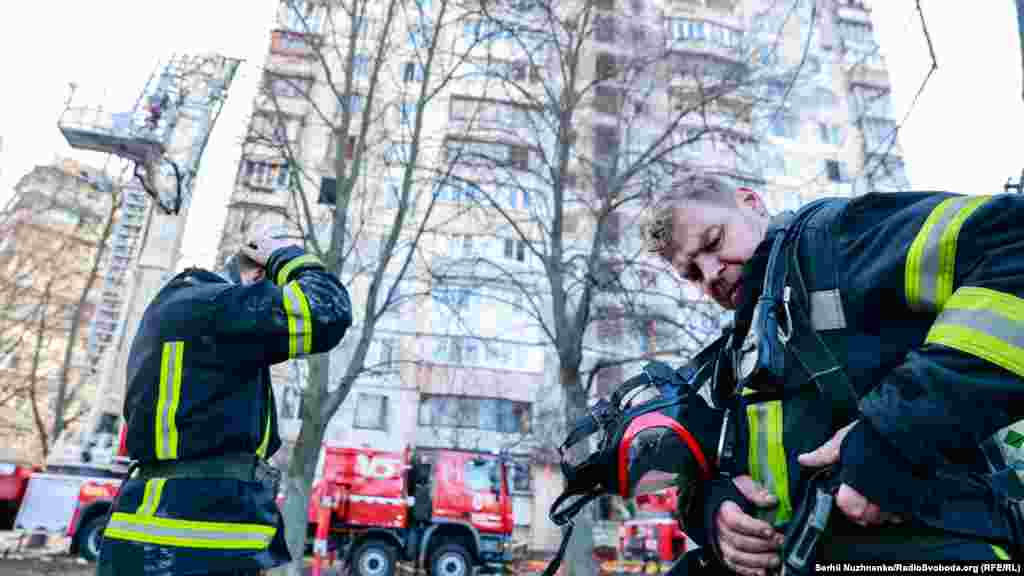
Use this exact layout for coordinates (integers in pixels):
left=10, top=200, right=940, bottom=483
left=838, top=19, right=874, bottom=46
left=339, top=93, right=365, bottom=115
left=465, top=459, right=499, bottom=493
left=354, top=393, right=389, bottom=430
left=284, top=0, right=322, bottom=34
left=510, top=60, right=542, bottom=84
left=769, top=115, right=799, bottom=140
left=595, top=305, right=624, bottom=343
left=596, top=52, right=619, bottom=79
left=353, top=16, right=371, bottom=40
left=668, top=18, right=741, bottom=49
left=400, top=100, right=418, bottom=125
left=851, top=85, right=893, bottom=119
left=445, top=138, right=528, bottom=170
left=378, top=337, right=398, bottom=365
left=384, top=141, right=411, bottom=165
left=503, top=238, right=526, bottom=262
left=449, top=96, right=535, bottom=129
left=382, top=176, right=401, bottom=208
left=594, top=14, right=616, bottom=42
left=265, top=74, right=312, bottom=99
left=824, top=159, right=849, bottom=183
left=242, top=159, right=290, bottom=191
left=403, top=61, right=425, bottom=83
left=818, top=123, right=843, bottom=146
left=419, top=395, right=532, bottom=433
left=432, top=335, right=480, bottom=365
left=508, top=460, right=532, bottom=493
left=432, top=287, right=479, bottom=335
left=862, top=117, right=897, bottom=151
left=449, top=234, right=476, bottom=258
left=409, top=22, right=434, bottom=49
left=325, top=133, right=358, bottom=161
left=594, top=85, right=623, bottom=116
left=352, top=54, right=370, bottom=79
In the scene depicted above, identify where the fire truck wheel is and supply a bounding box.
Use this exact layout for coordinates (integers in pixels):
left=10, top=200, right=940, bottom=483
left=353, top=540, right=397, bottom=576
left=430, top=544, right=470, bottom=576
left=77, top=516, right=107, bottom=562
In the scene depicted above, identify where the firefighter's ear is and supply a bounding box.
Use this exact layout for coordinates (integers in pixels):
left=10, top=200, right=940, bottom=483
left=735, top=187, right=769, bottom=217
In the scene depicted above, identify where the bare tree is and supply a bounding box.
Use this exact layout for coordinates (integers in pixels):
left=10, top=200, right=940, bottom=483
left=234, top=0, right=499, bottom=572
left=0, top=164, right=119, bottom=461
left=424, top=0, right=821, bottom=572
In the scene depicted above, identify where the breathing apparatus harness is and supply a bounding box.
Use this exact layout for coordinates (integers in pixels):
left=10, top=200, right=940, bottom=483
left=539, top=200, right=845, bottom=576
left=539, top=346, right=728, bottom=576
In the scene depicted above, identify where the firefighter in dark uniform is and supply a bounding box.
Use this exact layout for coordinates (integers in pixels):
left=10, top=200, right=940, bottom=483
left=96, top=230, right=352, bottom=575
left=643, top=174, right=1022, bottom=575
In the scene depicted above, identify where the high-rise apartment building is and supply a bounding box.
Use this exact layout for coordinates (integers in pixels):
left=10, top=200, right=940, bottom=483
left=0, top=159, right=116, bottom=463
left=217, top=0, right=906, bottom=553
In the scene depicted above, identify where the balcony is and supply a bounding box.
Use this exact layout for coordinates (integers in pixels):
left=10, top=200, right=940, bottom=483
left=665, top=17, right=744, bottom=63
left=269, top=29, right=320, bottom=59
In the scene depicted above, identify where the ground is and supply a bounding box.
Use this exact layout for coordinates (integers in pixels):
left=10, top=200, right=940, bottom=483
left=0, top=556, right=94, bottom=576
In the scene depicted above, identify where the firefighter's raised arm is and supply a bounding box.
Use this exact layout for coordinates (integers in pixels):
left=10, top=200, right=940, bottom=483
left=213, top=233, right=353, bottom=365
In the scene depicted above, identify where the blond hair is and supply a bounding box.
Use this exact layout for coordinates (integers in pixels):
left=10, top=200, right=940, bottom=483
left=642, top=172, right=738, bottom=260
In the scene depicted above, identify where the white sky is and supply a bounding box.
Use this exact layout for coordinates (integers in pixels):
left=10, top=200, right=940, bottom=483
left=0, top=1, right=1021, bottom=270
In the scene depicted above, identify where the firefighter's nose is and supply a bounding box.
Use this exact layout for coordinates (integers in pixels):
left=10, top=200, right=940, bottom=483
left=697, top=256, right=723, bottom=292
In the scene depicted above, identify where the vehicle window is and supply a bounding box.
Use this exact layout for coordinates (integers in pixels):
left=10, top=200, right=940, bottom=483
left=465, top=459, right=497, bottom=492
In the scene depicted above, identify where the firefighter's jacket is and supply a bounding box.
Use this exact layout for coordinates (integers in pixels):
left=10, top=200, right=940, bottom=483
left=701, top=192, right=1024, bottom=559
left=101, top=246, right=352, bottom=573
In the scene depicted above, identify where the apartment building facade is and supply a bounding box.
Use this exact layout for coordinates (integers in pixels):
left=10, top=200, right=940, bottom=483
left=217, top=0, right=906, bottom=553
left=0, top=159, right=117, bottom=463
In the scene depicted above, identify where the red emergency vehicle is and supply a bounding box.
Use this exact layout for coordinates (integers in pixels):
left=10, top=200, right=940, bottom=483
left=617, top=488, right=689, bottom=570
left=62, top=442, right=516, bottom=575
left=309, top=446, right=514, bottom=576
left=0, top=457, right=36, bottom=529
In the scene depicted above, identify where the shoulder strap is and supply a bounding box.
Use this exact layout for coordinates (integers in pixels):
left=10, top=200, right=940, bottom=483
left=785, top=240, right=859, bottom=426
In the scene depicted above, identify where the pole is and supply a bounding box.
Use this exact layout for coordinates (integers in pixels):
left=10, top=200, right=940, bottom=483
left=1016, top=0, right=1024, bottom=101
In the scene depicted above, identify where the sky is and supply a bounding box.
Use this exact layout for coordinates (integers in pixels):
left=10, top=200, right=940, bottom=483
left=0, top=1, right=1022, bottom=270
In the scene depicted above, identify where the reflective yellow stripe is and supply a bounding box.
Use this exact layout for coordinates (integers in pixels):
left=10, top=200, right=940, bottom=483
left=925, top=287, right=1024, bottom=378
left=905, top=196, right=990, bottom=313
left=993, top=545, right=1010, bottom=560
left=256, top=384, right=272, bottom=459
left=283, top=281, right=313, bottom=357
left=104, top=512, right=275, bottom=550
left=155, top=342, right=184, bottom=460
left=136, top=479, right=166, bottom=517
left=276, top=254, right=323, bottom=286
left=746, top=401, right=793, bottom=526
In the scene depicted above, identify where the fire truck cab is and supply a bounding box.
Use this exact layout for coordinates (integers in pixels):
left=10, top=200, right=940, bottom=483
left=311, top=446, right=514, bottom=576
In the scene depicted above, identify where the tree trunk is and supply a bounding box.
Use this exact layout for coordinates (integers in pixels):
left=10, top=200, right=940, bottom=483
left=271, top=354, right=330, bottom=576
left=560, top=365, right=598, bottom=576
left=28, top=283, right=54, bottom=459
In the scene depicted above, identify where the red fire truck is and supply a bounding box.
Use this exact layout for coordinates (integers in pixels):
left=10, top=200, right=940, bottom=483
left=0, top=457, right=36, bottom=529
left=617, top=488, right=690, bottom=571
left=310, top=446, right=514, bottom=576
left=62, top=442, right=516, bottom=576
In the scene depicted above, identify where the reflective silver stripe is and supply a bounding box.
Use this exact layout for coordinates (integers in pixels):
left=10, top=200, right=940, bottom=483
left=105, top=513, right=275, bottom=550
left=809, top=289, right=846, bottom=331
left=343, top=495, right=408, bottom=505
left=906, top=196, right=989, bottom=313
left=931, top=308, right=1024, bottom=352
left=912, top=198, right=967, bottom=312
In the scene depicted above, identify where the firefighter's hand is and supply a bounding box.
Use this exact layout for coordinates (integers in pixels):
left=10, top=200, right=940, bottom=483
left=797, top=422, right=904, bottom=527
left=240, top=228, right=297, bottom=267
left=715, top=475, right=784, bottom=576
